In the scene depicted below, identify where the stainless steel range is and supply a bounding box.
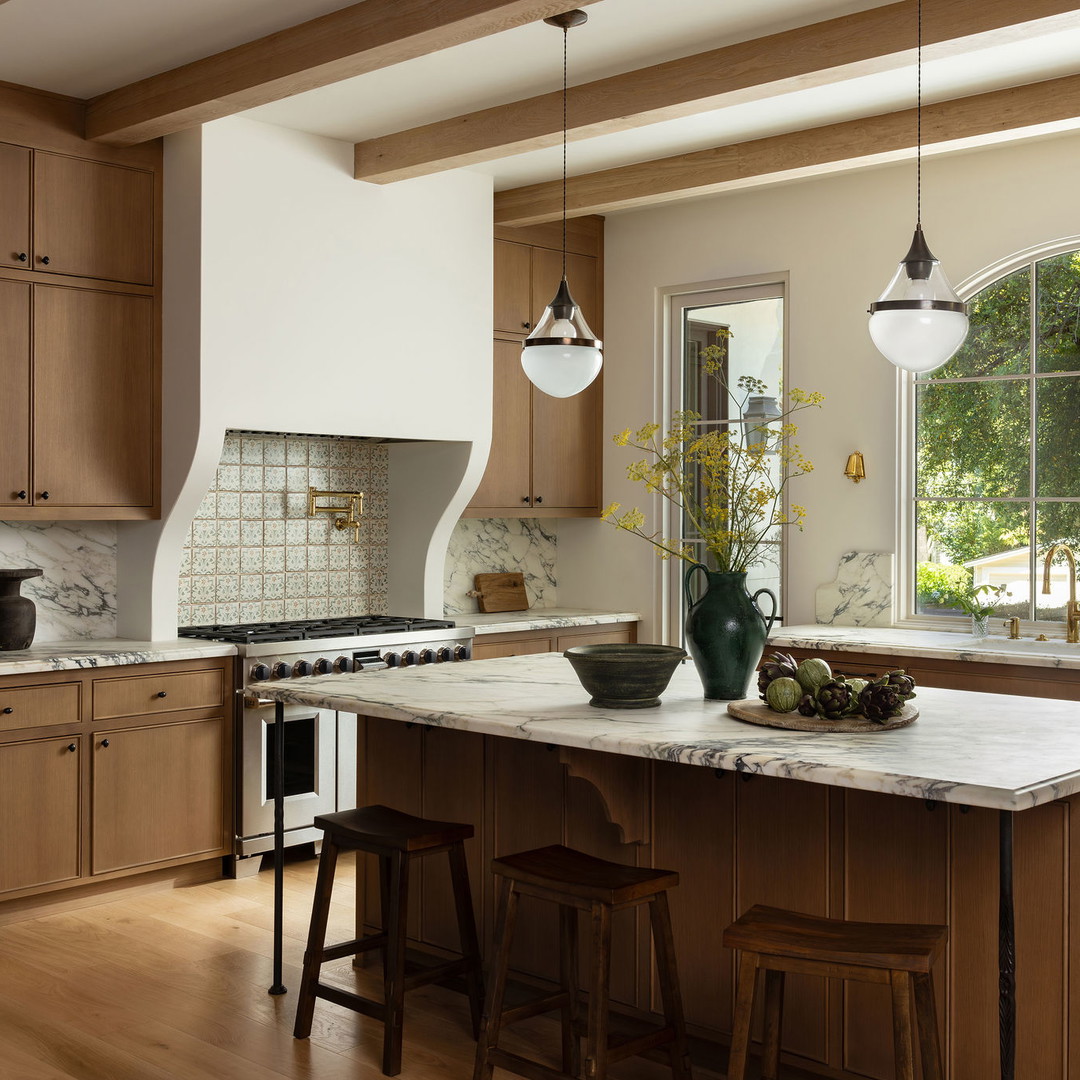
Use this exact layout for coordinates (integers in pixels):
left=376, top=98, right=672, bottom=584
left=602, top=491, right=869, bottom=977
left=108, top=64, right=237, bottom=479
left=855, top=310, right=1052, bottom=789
left=178, top=616, right=473, bottom=873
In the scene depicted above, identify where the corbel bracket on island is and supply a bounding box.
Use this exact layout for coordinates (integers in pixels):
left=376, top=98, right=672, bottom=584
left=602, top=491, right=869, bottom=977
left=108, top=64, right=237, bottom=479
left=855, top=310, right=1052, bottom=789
left=558, top=746, right=650, bottom=845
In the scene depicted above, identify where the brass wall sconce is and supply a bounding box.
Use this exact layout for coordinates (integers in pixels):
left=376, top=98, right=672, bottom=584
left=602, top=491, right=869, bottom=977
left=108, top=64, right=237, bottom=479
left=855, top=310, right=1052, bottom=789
left=308, top=487, right=364, bottom=542
left=844, top=451, right=866, bottom=483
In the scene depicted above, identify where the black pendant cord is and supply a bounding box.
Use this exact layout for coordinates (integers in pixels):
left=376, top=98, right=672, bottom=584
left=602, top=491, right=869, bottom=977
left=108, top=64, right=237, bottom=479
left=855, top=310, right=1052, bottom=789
left=561, top=23, right=570, bottom=282
left=916, top=0, right=922, bottom=229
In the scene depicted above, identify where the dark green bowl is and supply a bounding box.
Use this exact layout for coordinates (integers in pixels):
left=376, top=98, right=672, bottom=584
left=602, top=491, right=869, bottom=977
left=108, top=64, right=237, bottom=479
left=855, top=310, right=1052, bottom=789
left=563, top=643, right=688, bottom=709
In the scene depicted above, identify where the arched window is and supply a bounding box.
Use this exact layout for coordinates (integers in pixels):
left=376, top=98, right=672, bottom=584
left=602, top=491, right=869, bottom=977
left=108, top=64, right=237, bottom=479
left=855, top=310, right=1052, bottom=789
left=911, top=243, right=1080, bottom=627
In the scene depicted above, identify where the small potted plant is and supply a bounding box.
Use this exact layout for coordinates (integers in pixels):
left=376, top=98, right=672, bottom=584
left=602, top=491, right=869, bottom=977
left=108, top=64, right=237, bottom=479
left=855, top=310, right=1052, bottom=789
left=957, top=583, right=1010, bottom=637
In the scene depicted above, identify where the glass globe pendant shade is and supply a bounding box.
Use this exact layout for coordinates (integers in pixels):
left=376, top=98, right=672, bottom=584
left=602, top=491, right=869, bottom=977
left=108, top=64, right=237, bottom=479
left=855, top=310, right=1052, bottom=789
left=868, top=225, right=969, bottom=374
left=521, top=277, right=603, bottom=398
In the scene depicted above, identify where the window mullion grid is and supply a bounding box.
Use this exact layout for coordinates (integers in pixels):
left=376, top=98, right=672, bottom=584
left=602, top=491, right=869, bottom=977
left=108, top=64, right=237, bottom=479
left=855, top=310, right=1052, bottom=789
left=1029, top=260, right=1037, bottom=622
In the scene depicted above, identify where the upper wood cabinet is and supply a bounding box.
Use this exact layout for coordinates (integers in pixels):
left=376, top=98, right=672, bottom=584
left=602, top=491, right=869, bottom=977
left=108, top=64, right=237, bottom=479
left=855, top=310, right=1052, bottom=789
left=0, top=280, right=31, bottom=509
left=0, top=143, right=30, bottom=271
left=467, top=219, right=604, bottom=518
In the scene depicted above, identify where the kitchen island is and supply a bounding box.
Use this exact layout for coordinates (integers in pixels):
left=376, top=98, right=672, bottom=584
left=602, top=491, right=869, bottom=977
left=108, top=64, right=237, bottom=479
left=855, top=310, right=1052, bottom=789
left=256, top=654, right=1080, bottom=1080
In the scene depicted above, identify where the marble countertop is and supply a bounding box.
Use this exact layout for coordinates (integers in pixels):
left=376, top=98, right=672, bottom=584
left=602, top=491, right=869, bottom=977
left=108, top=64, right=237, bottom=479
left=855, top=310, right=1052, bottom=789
left=460, top=608, right=642, bottom=635
left=771, top=624, right=1080, bottom=671
left=253, top=652, right=1080, bottom=811
left=0, top=639, right=237, bottom=675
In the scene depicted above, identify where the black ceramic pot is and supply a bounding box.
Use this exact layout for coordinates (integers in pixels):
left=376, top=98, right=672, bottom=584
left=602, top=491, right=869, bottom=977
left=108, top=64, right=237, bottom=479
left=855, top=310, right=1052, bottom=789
left=0, top=569, right=43, bottom=650
left=564, top=643, right=688, bottom=709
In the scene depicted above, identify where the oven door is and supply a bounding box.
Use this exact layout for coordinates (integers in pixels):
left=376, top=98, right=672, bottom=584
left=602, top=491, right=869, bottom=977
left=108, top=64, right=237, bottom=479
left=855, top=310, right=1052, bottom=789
left=240, top=701, right=338, bottom=847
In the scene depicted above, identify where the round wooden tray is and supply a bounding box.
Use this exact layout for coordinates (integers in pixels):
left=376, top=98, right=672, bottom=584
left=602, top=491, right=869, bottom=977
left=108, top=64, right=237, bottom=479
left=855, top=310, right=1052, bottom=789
left=727, top=699, right=918, bottom=733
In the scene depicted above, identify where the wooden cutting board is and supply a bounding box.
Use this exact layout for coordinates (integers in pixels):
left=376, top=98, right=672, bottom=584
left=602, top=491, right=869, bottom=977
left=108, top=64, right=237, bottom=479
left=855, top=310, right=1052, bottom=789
left=473, top=572, right=529, bottom=613
left=727, top=699, right=918, bottom=733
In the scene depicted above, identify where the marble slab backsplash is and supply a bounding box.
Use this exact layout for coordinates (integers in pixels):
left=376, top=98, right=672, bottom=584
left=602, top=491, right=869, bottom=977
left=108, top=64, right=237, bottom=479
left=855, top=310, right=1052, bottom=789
left=444, top=518, right=556, bottom=615
left=815, top=550, right=894, bottom=627
left=0, top=522, right=117, bottom=640
left=177, top=433, right=389, bottom=627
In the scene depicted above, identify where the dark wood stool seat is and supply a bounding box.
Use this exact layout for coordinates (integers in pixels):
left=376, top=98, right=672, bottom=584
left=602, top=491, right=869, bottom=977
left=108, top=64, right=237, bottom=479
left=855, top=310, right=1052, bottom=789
left=474, top=844, right=692, bottom=1080
left=293, top=804, right=484, bottom=1077
left=723, top=905, right=948, bottom=1080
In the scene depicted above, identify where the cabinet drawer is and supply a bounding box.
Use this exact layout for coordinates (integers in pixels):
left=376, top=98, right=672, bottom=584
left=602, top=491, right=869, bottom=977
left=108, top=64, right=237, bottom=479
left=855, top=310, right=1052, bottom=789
left=0, top=682, right=80, bottom=733
left=472, top=636, right=554, bottom=659
left=93, top=668, right=224, bottom=720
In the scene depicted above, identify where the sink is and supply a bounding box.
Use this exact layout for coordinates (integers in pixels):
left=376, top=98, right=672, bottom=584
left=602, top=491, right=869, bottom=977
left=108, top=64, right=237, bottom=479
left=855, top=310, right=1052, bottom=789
left=960, top=636, right=1077, bottom=657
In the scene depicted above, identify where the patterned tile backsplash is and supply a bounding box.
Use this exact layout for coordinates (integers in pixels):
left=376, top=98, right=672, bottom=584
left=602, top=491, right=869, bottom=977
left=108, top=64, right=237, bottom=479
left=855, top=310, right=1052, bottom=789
left=444, top=518, right=557, bottom=615
left=177, top=433, right=389, bottom=627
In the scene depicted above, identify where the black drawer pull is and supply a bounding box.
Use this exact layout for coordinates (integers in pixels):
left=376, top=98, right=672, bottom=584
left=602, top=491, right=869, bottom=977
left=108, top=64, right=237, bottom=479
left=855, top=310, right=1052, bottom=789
left=39, top=491, right=50, bottom=500
left=1, top=707, right=12, bottom=714
left=100, top=738, right=110, bottom=748
left=16, top=252, right=27, bottom=263
left=39, top=255, right=50, bottom=265
left=156, top=690, right=167, bottom=698
left=67, top=743, right=77, bottom=753
left=15, top=491, right=26, bottom=500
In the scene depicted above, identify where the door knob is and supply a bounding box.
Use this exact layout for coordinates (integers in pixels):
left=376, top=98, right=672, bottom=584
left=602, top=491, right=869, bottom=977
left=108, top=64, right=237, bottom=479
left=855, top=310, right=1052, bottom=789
left=39, top=255, right=50, bottom=265
left=38, top=491, right=49, bottom=500
left=100, top=738, right=110, bottom=748
left=15, top=252, right=26, bottom=263
left=15, top=491, right=25, bottom=500
left=67, top=743, right=77, bottom=752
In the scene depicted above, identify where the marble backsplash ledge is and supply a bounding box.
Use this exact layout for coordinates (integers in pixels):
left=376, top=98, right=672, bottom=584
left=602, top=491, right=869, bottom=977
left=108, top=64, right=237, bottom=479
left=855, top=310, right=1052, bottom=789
left=0, top=522, right=117, bottom=641
left=444, top=518, right=557, bottom=616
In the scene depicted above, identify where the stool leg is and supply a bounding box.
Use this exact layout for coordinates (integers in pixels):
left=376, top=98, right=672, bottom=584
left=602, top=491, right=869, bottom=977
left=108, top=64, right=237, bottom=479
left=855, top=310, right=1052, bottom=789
left=473, top=876, right=519, bottom=1080
left=913, top=972, right=944, bottom=1080
left=559, top=904, right=581, bottom=1077
left=584, top=901, right=613, bottom=1080
left=378, top=854, right=392, bottom=981
left=889, top=969, right=916, bottom=1080
left=382, top=849, right=411, bottom=1077
left=447, top=841, right=485, bottom=1040
left=293, top=833, right=341, bottom=1039
left=648, top=892, right=692, bottom=1080
left=726, top=951, right=759, bottom=1080
left=761, top=969, right=785, bottom=1080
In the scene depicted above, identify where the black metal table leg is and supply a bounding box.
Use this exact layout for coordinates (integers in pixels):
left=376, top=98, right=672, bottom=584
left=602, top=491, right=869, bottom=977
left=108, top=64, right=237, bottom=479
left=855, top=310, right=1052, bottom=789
left=269, top=699, right=287, bottom=995
left=999, top=809, right=1015, bottom=1079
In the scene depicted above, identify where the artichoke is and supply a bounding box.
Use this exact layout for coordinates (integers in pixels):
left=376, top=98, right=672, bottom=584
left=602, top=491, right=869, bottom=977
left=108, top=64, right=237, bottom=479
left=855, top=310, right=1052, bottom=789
left=795, top=657, right=833, bottom=694
left=859, top=678, right=907, bottom=724
left=846, top=678, right=869, bottom=699
left=797, top=694, right=817, bottom=717
left=765, top=676, right=803, bottom=713
left=883, top=670, right=917, bottom=701
left=757, top=651, right=799, bottom=701
left=814, top=678, right=857, bottom=720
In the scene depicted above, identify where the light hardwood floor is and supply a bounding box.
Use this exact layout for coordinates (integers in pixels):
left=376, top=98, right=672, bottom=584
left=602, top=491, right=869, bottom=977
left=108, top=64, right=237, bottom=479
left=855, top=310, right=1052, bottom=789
left=0, top=855, right=689, bottom=1080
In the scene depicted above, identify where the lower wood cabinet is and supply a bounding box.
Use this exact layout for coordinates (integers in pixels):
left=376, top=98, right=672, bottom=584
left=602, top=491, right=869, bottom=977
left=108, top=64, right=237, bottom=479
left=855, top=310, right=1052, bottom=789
left=470, top=620, right=637, bottom=659
left=0, top=657, right=232, bottom=903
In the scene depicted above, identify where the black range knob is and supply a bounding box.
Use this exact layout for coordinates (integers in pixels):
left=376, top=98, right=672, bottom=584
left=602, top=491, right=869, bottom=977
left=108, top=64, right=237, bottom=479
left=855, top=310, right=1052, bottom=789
left=334, top=656, right=354, bottom=673
left=383, top=652, right=401, bottom=668
left=454, top=644, right=472, bottom=661
left=250, top=663, right=271, bottom=681
left=313, top=658, right=333, bottom=675
left=272, top=661, right=292, bottom=679
left=419, top=648, right=436, bottom=665
left=437, top=647, right=452, bottom=662
left=293, top=660, right=313, bottom=678
left=401, top=650, right=418, bottom=667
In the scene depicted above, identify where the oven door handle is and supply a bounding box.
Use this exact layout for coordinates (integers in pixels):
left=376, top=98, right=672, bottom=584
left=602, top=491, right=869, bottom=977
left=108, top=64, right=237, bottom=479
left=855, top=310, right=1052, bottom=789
left=237, top=689, right=279, bottom=710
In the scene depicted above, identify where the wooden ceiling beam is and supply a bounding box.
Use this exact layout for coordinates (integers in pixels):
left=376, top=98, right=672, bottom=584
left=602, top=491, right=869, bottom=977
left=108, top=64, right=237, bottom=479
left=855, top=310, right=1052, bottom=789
left=354, top=0, right=1080, bottom=183
left=492, top=73, right=1080, bottom=225
left=85, top=0, right=600, bottom=146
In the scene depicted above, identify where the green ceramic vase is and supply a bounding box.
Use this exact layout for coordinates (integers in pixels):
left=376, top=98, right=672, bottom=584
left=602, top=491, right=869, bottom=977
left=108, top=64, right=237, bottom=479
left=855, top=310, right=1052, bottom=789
left=684, top=565, right=777, bottom=700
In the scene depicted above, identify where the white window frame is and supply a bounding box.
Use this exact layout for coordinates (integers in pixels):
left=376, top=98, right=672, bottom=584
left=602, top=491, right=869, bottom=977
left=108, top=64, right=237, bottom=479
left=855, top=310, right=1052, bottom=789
left=897, top=234, right=1080, bottom=630
left=662, top=273, right=790, bottom=645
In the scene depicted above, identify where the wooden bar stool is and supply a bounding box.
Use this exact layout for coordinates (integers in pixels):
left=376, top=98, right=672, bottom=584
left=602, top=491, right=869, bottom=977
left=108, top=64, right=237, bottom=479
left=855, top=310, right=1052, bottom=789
left=293, top=804, right=484, bottom=1077
left=722, top=905, right=947, bottom=1080
left=473, top=844, right=692, bottom=1080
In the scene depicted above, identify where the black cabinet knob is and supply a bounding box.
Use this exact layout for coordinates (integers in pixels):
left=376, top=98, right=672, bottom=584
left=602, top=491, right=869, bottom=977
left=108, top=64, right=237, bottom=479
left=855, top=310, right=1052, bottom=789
left=15, top=491, right=26, bottom=500
left=521, top=495, right=530, bottom=503
left=67, top=743, right=77, bottom=753
left=522, top=321, right=531, bottom=329
left=535, top=495, right=543, bottom=504
left=16, top=252, right=26, bottom=263
left=156, top=691, right=167, bottom=698
left=39, top=491, right=49, bottom=500
left=1, top=707, right=11, bottom=714
left=101, top=739, right=110, bottom=748
left=39, top=255, right=50, bottom=265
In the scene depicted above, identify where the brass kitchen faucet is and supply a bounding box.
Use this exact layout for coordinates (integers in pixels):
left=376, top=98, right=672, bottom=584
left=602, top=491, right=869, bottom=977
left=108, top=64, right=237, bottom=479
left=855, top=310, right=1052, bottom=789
left=1042, top=543, right=1080, bottom=643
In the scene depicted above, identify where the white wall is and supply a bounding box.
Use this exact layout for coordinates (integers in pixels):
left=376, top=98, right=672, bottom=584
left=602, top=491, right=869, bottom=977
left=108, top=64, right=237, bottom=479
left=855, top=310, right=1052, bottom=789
left=118, top=117, right=493, bottom=637
left=559, top=131, right=1080, bottom=639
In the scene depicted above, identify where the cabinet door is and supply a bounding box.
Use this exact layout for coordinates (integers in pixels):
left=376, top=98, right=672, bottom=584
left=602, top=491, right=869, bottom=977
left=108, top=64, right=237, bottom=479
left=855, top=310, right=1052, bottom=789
left=471, top=634, right=554, bottom=659
left=91, top=718, right=225, bottom=874
left=0, top=142, right=30, bottom=270
left=34, top=153, right=154, bottom=285
left=469, top=338, right=533, bottom=510
left=494, top=240, right=532, bottom=335
left=33, top=285, right=154, bottom=508
left=530, top=247, right=601, bottom=509
left=0, top=280, right=30, bottom=506
left=0, top=736, right=80, bottom=894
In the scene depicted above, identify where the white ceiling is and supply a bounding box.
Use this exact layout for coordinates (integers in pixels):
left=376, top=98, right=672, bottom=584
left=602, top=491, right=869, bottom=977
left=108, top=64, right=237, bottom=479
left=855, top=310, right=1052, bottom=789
left=3, top=0, right=1080, bottom=196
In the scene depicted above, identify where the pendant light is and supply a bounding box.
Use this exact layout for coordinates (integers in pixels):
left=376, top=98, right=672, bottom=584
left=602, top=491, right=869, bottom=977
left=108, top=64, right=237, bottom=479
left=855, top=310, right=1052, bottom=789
left=868, top=0, right=968, bottom=374
left=520, top=9, right=603, bottom=399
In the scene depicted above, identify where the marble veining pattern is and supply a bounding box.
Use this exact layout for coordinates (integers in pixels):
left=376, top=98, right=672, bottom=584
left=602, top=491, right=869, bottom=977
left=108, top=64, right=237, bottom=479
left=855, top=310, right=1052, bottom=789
left=0, top=522, right=117, bottom=641
left=465, top=608, right=642, bottom=635
left=444, top=518, right=557, bottom=615
left=254, top=652, right=1080, bottom=811
left=815, top=550, right=893, bottom=627
left=0, top=639, right=235, bottom=675
left=771, top=624, right=1080, bottom=670
left=178, top=433, right=389, bottom=626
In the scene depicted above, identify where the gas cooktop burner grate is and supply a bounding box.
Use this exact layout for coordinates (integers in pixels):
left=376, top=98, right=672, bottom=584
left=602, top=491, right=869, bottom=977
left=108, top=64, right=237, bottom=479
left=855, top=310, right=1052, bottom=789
left=178, top=615, right=457, bottom=644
